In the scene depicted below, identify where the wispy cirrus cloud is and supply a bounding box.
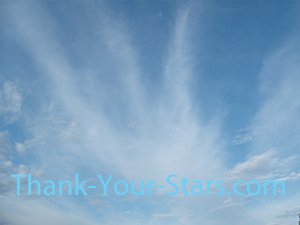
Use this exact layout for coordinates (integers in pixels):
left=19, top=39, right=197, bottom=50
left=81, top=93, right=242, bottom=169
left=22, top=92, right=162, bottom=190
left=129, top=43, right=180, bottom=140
left=1, top=1, right=300, bottom=225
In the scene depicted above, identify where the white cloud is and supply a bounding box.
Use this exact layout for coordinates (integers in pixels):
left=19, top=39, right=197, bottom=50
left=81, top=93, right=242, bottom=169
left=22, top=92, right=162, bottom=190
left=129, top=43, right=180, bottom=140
left=249, top=40, right=300, bottom=153
left=1, top=1, right=300, bottom=225
left=230, top=149, right=297, bottom=180
left=0, top=196, right=99, bottom=225
left=15, top=142, right=26, bottom=153
left=4, top=1, right=225, bottom=181
left=0, top=81, right=23, bottom=123
left=0, top=131, right=11, bottom=160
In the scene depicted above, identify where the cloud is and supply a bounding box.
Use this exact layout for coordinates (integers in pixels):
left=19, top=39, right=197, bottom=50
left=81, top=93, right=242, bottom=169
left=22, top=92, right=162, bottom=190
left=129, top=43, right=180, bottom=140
left=248, top=39, right=300, bottom=154
left=0, top=131, right=11, bottom=160
left=0, top=2, right=228, bottom=224
left=232, top=125, right=261, bottom=145
left=3, top=1, right=225, bottom=181
left=0, top=81, right=23, bottom=124
left=0, top=196, right=99, bottom=225
left=230, top=149, right=297, bottom=180
left=1, top=1, right=300, bottom=225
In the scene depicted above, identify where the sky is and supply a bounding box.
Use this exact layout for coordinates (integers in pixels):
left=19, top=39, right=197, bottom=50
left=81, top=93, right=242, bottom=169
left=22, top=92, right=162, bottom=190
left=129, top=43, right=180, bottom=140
left=0, top=0, right=300, bottom=224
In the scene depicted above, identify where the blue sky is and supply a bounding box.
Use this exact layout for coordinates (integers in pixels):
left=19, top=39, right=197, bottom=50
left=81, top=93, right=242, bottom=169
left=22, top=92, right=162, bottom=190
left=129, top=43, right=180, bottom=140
left=1, top=0, right=300, bottom=224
